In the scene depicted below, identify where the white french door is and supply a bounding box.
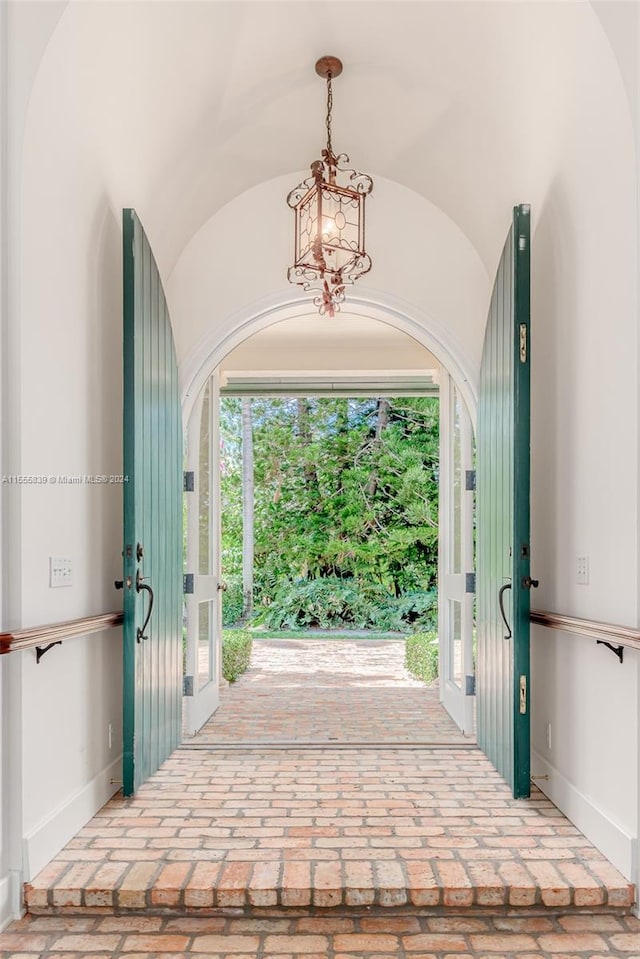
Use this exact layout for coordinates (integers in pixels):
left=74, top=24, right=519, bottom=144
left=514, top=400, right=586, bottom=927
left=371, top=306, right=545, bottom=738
left=438, top=371, right=475, bottom=734
left=183, top=372, right=223, bottom=736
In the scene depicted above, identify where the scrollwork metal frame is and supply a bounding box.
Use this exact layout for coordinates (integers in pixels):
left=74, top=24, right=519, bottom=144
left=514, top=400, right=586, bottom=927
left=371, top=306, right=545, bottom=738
left=287, top=61, right=373, bottom=317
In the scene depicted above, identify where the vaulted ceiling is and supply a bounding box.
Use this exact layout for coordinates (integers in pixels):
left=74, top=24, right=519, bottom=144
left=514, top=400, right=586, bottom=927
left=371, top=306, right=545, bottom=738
left=26, top=1, right=634, bottom=280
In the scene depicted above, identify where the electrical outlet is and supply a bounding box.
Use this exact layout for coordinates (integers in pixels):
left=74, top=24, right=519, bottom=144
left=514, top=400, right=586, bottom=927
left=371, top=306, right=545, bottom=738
left=545, top=722, right=552, bottom=750
left=576, top=555, right=589, bottom=585
left=49, top=556, right=72, bottom=588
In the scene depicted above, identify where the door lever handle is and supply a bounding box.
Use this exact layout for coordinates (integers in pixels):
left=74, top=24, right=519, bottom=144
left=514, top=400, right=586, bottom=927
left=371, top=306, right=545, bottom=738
left=498, top=582, right=512, bottom=640
left=135, top=569, right=154, bottom=643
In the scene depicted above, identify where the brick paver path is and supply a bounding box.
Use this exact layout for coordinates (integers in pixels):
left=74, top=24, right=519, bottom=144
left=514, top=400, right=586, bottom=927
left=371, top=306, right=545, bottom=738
left=3, top=911, right=640, bottom=956
left=24, top=747, right=633, bottom=914
left=190, top=638, right=468, bottom=744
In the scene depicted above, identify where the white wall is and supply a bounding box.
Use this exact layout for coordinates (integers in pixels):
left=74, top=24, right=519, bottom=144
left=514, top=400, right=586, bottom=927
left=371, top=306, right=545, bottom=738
left=530, top=7, right=638, bottom=880
left=2, top=0, right=124, bottom=906
left=17, top=94, right=124, bottom=880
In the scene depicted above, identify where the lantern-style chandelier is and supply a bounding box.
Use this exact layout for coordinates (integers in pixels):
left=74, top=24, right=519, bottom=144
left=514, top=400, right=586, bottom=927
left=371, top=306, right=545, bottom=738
left=287, top=56, right=373, bottom=318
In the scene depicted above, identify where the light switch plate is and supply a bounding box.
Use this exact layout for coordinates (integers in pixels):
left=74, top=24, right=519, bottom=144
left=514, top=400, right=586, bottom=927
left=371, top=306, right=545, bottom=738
left=576, top=555, right=589, bottom=585
left=50, top=556, right=72, bottom=588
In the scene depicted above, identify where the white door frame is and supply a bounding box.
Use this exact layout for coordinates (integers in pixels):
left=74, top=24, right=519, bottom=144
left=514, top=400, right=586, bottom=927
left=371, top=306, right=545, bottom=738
left=183, top=372, right=222, bottom=736
left=438, top=369, right=475, bottom=734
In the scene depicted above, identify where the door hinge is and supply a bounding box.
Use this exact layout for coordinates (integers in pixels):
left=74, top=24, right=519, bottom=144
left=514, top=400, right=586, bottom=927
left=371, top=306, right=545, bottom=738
left=183, top=675, right=194, bottom=696
left=465, top=469, right=476, bottom=491
left=520, top=324, right=528, bottom=363
left=465, top=572, right=476, bottom=594
left=465, top=674, right=476, bottom=696
left=183, top=471, right=195, bottom=492
left=183, top=573, right=194, bottom=594
left=519, top=675, right=527, bottom=714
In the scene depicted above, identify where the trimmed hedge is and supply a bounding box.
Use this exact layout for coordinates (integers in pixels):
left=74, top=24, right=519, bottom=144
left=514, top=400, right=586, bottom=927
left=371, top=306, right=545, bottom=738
left=404, top=631, right=439, bottom=683
left=222, top=577, right=244, bottom=626
left=222, top=629, right=253, bottom=683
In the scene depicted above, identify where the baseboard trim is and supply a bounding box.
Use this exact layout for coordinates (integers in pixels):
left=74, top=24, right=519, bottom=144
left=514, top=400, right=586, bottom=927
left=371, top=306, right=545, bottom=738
left=0, top=874, right=12, bottom=930
left=531, top=748, right=636, bottom=881
left=23, top=756, right=122, bottom=882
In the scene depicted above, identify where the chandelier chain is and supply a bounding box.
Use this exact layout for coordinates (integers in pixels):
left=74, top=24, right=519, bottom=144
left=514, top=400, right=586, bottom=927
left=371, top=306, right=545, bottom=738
left=325, top=73, right=333, bottom=156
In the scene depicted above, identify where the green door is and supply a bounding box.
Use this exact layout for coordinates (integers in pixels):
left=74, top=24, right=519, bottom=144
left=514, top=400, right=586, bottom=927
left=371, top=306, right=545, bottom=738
left=476, top=204, right=532, bottom=799
left=121, top=209, right=183, bottom=796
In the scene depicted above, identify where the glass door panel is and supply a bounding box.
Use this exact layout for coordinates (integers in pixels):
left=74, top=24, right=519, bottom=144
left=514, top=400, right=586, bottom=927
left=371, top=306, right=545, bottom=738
left=199, top=380, right=211, bottom=575
left=449, top=599, right=462, bottom=688
left=184, top=373, right=222, bottom=736
left=198, top=601, right=213, bottom=690
left=439, top=371, right=475, bottom=734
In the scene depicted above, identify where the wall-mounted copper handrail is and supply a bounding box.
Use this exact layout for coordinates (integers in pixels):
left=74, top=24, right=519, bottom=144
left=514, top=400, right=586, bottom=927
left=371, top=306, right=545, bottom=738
left=531, top=609, right=640, bottom=654
left=3, top=607, right=636, bottom=658
left=0, top=611, right=123, bottom=656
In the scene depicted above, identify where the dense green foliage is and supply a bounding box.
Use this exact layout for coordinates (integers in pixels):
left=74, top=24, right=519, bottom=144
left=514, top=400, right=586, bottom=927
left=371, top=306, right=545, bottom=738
left=221, top=397, right=439, bottom=631
left=257, top=577, right=435, bottom=631
left=221, top=629, right=253, bottom=682
left=404, top=631, right=439, bottom=683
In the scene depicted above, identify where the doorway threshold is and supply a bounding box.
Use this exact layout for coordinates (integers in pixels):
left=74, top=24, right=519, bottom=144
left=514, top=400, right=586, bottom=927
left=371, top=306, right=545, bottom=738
left=180, top=740, right=477, bottom=750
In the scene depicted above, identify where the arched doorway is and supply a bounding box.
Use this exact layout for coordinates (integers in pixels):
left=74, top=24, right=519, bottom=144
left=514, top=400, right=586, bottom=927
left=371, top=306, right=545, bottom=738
left=181, top=298, right=477, bottom=739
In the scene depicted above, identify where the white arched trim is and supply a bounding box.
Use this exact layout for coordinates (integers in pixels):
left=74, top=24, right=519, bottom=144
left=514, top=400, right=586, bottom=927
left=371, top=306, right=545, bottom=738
left=179, top=287, right=480, bottom=428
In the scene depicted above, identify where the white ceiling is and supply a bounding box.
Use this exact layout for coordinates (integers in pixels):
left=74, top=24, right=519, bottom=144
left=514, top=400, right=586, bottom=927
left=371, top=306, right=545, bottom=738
left=220, top=314, right=440, bottom=376
left=32, top=0, right=630, bottom=279
left=19, top=0, right=636, bottom=390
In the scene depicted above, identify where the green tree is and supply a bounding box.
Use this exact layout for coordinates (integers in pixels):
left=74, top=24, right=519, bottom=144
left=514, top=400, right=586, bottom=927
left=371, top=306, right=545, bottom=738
left=220, top=396, right=439, bottom=630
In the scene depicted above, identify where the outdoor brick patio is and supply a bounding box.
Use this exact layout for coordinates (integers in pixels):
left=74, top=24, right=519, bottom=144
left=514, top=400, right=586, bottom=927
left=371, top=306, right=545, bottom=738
left=190, top=638, right=467, bottom=745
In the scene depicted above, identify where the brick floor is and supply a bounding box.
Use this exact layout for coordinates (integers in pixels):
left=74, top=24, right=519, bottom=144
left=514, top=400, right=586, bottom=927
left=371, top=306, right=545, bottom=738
left=188, top=639, right=468, bottom=745
left=15, top=636, right=637, bottom=959
left=3, top=911, right=640, bottom=957
left=24, top=747, right=634, bottom=914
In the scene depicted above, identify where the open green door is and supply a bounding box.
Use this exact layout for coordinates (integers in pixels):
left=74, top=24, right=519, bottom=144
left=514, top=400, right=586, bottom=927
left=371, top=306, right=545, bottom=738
left=477, top=204, right=533, bottom=799
left=121, top=209, right=183, bottom=796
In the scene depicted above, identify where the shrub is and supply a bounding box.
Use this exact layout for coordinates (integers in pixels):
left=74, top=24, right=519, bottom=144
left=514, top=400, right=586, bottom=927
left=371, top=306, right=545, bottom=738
left=405, top=631, right=439, bottom=683
left=222, top=629, right=252, bottom=683
left=256, top=578, right=363, bottom=630
left=222, top=577, right=244, bottom=626
left=255, top=577, right=436, bottom=632
left=368, top=590, right=437, bottom=632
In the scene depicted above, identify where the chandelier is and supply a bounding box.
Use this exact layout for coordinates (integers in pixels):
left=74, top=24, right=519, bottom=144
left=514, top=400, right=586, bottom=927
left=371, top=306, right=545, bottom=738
left=287, top=56, right=373, bottom=318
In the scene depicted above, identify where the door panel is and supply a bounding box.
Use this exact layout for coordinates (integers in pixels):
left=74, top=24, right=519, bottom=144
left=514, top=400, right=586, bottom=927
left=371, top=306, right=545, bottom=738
left=184, top=374, right=221, bottom=735
left=122, top=209, right=183, bottom=796
left=439, top=372, right=475, bottom=734
left=476, top=204, right=531, bottom=799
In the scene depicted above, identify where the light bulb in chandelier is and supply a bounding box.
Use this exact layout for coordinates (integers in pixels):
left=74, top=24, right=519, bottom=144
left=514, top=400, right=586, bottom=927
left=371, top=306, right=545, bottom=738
left=322, top=217, right=336, bottom=240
